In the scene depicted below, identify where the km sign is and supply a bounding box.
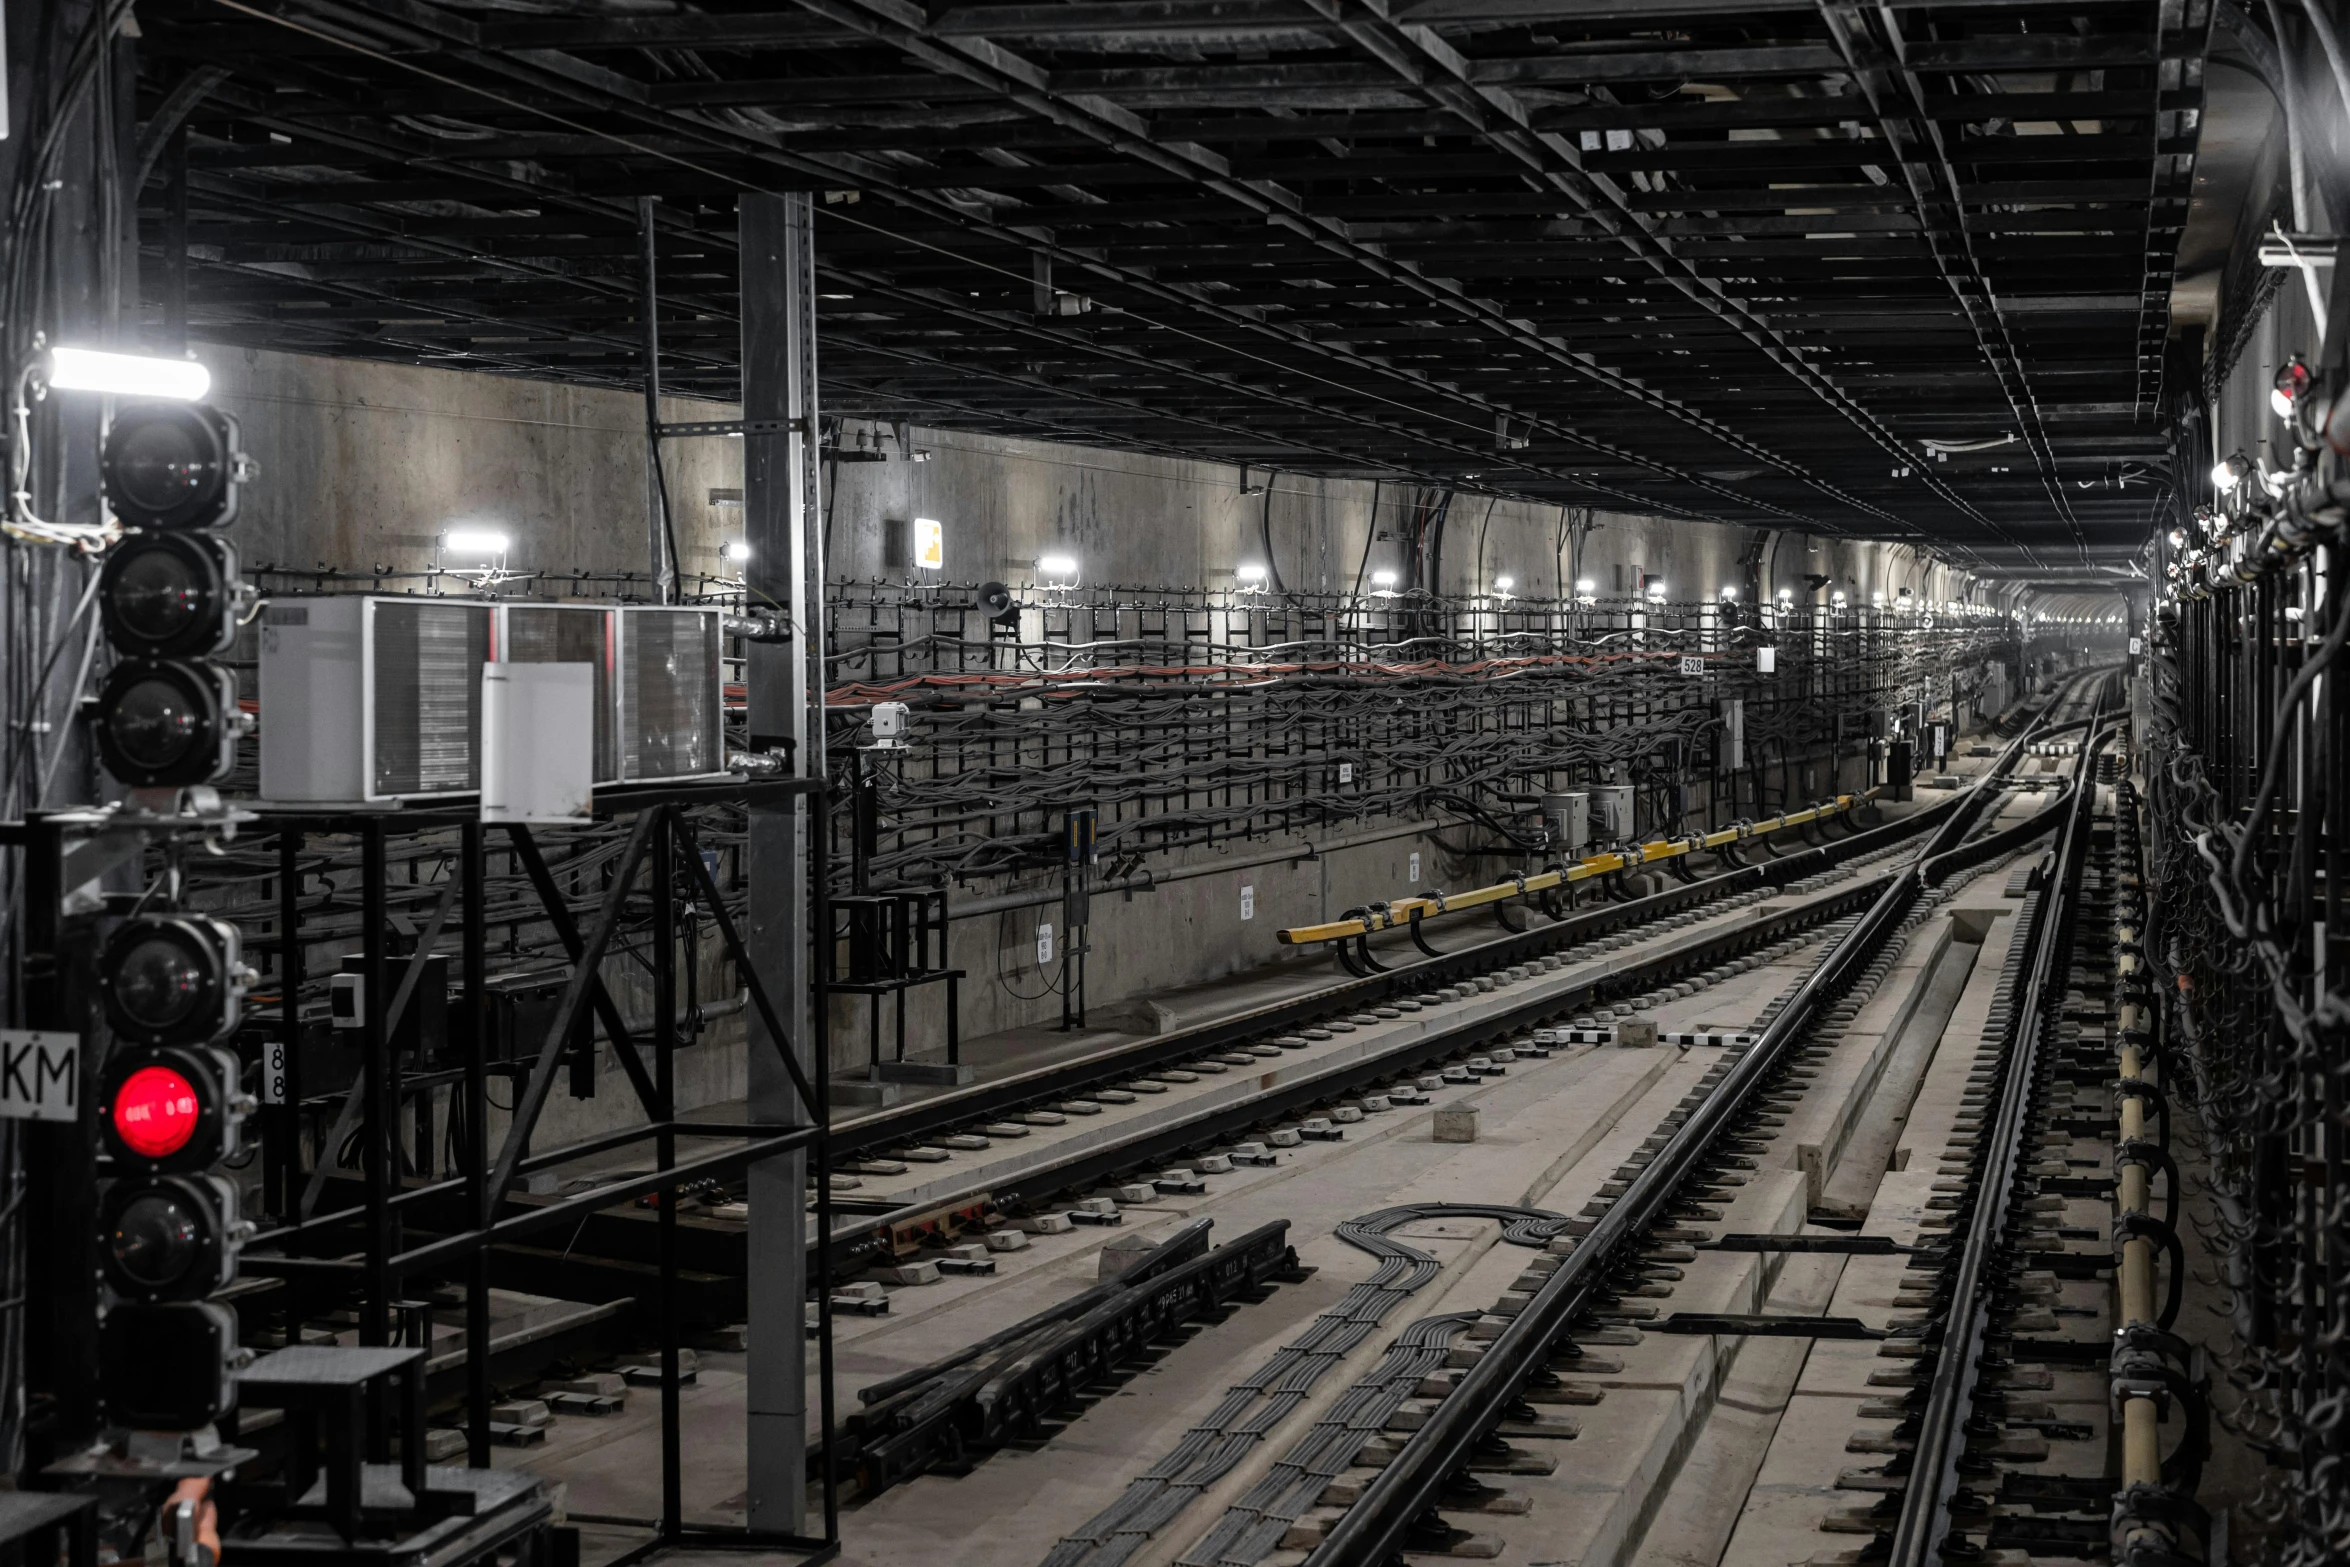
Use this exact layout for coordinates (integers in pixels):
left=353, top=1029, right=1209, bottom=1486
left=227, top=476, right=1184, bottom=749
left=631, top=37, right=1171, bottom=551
left=0, top=1031, right=79, bottom=1123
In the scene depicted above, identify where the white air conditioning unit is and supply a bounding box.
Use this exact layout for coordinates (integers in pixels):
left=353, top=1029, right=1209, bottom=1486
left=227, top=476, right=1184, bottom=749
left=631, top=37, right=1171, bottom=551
left=260, top=597, right=728, bottom=803
left=611, top=605, right=726, bottom=783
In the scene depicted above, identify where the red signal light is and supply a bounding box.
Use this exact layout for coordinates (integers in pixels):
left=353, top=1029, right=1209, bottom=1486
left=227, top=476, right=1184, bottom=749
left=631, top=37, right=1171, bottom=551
left=111, top=1063, right=201, bottom=1160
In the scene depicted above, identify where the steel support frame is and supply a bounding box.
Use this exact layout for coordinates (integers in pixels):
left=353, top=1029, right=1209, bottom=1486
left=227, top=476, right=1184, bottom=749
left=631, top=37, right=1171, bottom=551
left=741, top=188, right=830, bottom=1541
left=23, top=775, right=841, bottom=1551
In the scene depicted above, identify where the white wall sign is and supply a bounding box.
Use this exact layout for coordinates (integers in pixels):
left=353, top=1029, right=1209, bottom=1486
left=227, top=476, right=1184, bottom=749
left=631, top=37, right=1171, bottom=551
left=1240, top=885, right=1255, bottom=921
left=1679, top=656, right=1703, bottom=675
left=262, top=1039, right=288, bottom=1106
left=1338, top=762, right=1354, bottom=785
left=1409, top=852, right=1422, bottom=884
left=1036, top=922, right=1054, bottom=965
left=914, top=517, right=945, bottom=570
left=0, top=1030, right=78, bottom=1123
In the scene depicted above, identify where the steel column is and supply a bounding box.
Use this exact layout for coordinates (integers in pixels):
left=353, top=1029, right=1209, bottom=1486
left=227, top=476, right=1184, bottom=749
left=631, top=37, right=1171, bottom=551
left=654, top=807, right=682, bottom=1541
left=461, top=819, right=492, bottom=1468
left=641, top=196, right=675, bottom=603
left=361, top=821, right=392, bottom=1351
left=741, top=188, right=824, bottom=1534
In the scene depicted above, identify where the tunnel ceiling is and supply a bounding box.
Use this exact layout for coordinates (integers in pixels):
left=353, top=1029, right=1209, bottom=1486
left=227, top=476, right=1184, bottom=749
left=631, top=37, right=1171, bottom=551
left=137, top=0, right=2213, bottom=571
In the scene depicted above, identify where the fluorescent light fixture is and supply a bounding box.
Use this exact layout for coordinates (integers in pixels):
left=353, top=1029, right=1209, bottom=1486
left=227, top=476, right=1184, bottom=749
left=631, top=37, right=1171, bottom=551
left=1237, top=562, right=1269, bottom=583
left=1370, top=568, right=1400, bottom=588
left=443, top=529, right=511, bottom=556
left=1575, top=577, right=1596, bottom=594
left=1645, top=579, right=1667, bottom=601
left=47, top=346, right=211, bottom=401
left=1038, top=553, right=1078, bottom=577
left=1871, top=591, right=1886, bottom=606
left=1831, top=590, right=1848, bottom=606
left=724, top=540, right=753, bottom=563
left=2212, top=455, right=2246, bottom=492
left=1718, top=586, right=1737, bottom=601
left=1494, top=574, right=1514, bottom=593
left=1776, top=587, right=1794, bottom=601
left=913, top=517, right=944, bottom=570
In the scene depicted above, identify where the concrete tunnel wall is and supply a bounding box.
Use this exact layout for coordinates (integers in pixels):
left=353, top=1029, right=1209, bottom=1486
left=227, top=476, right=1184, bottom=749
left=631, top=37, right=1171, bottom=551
left=204, top=345, right=1982, bottom=1121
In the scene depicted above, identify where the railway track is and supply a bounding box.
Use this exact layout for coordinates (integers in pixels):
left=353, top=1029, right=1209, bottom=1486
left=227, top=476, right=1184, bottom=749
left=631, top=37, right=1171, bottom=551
left=1869, top=710, right=2122, bottom=1567
left=825, top=839, right=1921, bottom=1258
left=1264, top=673, right=2126, bottom=1567
left=806, top=676, right=2122, bottom=1519
left=818, top=690, right=2113, bottom=1262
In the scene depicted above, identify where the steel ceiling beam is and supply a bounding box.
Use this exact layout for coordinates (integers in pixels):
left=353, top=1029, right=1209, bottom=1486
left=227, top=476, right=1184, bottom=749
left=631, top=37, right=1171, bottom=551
left=1817, top=1, right=2085, bottom=564
left=784, top=0, right=1897, bottom=529
left=188, top=0, right=1851, bottom=524
left=133, top=0, right=2204, bottom=557
left=1290, top=0, right=2032, bottom=558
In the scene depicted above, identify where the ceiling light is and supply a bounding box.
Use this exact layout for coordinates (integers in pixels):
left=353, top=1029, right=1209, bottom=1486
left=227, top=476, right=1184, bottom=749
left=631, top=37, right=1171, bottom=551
left=48, top=347, right=211, bottom=401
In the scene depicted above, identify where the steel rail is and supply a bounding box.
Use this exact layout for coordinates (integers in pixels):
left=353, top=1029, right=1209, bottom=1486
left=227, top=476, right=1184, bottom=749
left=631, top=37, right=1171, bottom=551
left=827, top=860, right=1915, bottom=1255
left=808, top=702, right=2113, bottom=1258
left=1883, top=699, right=2117, bottom=1567
left=1301, top=678, right=2099, bottom=1567
left=828, top=794, right=1960, bottom=1164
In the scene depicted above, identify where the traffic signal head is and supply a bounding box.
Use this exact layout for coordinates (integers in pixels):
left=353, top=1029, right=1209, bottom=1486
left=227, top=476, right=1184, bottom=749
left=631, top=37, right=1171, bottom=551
left=100, top=402, right=248, bottom=530
left=99, top=1045, right=247, bottom=1173
left=91, top=657, right=242, bottom=787
left=99, top=531, right=243, bottom=659
left=101, top=1173, right=245, bottom=1303
left=100, top=1301, right=240, bottom=1431
left=99, top=914, right=246, bottom=1047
